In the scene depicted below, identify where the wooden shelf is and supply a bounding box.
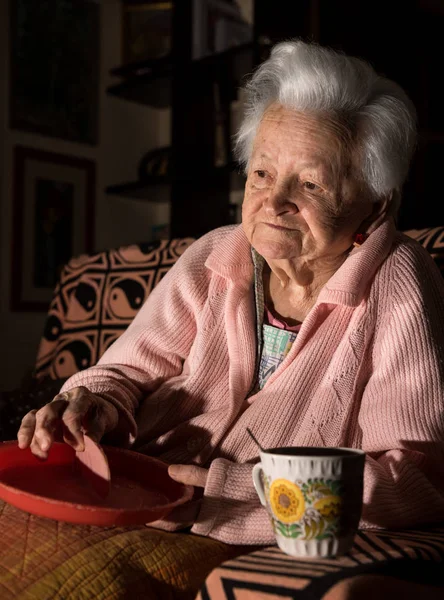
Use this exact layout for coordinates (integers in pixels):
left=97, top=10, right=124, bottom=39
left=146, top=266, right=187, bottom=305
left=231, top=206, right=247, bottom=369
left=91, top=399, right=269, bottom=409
left=106, top=177, right=171, bottom=200
left=106, top=162, right=243, bottom=201
left=107, top=43, right=254, bottom=109
left=192, top=42, right=254, bottom=79
left=107, top=68, right=172, bottom=109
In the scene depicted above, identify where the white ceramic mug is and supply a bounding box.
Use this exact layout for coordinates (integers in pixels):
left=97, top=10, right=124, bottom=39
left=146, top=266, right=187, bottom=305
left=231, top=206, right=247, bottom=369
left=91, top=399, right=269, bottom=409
left=252, top=446, right=365, bottom=558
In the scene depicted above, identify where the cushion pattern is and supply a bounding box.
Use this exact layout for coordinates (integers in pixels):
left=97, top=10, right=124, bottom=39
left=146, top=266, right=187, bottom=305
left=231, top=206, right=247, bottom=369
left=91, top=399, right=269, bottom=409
left=404, top=226, right=444, bottom=275
left=34, top=238, right=195, bottom=381
left=198, top=529, right=444, bottom=599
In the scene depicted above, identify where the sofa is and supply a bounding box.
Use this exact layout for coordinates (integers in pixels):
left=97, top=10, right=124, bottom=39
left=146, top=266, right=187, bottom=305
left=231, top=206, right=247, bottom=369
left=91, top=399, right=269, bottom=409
left=0, top=225, right=443, bottom=599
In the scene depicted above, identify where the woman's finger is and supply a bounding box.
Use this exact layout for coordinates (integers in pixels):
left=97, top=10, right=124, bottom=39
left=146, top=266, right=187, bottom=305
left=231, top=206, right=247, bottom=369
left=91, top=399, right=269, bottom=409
left=82, top=400, right=106, bottom=443
left=168, top=464, right=208, bottom=487
left=82, top=399, right=118, bottom=444
left=17, top=410, right=38, bottom=449
left=82, top=418, right=107, bottom=444
left=31, top=401, right=66, bottom=460
left=62, top=408, right=88, bottom=451
left=59, top=386, right=97, bottom=451
left=30, top=435, right=51, bottom=460
left=33, top=398, right=68, bottom=452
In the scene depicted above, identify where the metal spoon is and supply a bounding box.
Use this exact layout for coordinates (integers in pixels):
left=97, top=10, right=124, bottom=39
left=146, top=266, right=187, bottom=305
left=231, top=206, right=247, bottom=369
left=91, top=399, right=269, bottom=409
left=246, top=427, right=266, bottom=452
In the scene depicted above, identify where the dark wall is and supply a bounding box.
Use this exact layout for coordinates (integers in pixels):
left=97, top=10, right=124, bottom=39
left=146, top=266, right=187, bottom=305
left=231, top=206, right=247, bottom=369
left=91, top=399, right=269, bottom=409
left=254, top=0, right=444, bottom=230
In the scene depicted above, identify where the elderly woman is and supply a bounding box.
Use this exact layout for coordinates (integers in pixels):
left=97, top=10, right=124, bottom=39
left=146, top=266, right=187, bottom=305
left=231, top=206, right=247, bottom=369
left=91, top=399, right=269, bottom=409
left=18, top=40, right=444, bottom=546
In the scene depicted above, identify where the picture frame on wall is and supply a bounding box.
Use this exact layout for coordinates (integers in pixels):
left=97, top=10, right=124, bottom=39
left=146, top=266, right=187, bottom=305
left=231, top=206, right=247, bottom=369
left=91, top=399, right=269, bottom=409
left=9, top=0, right=100, bottom=145
left=11, top=146, right=96, bottom=312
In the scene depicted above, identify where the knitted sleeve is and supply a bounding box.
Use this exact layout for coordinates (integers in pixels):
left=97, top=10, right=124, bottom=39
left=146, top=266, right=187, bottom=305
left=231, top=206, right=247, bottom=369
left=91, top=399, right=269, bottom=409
left=359, top=241, right=444, bottom=528
left=191, top=458, right=276, bottom=545
left=59, top=235, right=212, bottom=443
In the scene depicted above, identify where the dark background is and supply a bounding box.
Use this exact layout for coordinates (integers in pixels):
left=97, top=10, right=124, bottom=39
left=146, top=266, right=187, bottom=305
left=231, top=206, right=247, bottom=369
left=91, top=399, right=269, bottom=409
left=261, top=0, right=443, bottom=233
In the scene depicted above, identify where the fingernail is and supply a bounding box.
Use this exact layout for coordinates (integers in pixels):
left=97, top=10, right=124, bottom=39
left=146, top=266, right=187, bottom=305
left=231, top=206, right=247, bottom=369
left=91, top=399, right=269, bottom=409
left=168, top=465, right=178, bottom=477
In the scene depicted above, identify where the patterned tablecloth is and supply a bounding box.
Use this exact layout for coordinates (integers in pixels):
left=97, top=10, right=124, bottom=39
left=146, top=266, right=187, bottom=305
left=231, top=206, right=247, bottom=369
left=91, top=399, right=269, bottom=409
left=197, top=528, right=444, bottom=599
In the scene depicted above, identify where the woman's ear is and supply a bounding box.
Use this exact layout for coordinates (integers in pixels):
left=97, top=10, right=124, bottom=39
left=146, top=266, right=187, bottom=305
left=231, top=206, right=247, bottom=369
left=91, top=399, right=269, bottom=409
left=359, top=191, right=396, bottom=236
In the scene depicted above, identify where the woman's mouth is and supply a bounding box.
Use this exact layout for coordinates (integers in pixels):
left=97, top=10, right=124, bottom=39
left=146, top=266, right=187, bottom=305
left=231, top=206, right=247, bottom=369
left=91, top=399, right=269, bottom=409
left=265, top=223, right=295, bottom=231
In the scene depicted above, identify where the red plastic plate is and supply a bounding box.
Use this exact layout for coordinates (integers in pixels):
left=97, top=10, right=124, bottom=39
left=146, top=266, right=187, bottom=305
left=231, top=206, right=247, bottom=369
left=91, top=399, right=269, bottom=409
left=0, top=441, right=193, bottom=526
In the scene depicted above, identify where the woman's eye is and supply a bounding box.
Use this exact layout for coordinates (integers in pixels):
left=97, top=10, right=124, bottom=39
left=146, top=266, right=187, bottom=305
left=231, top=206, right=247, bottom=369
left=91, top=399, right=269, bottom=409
left=251, top=169, right=270, bottom=188
left=303, top=181, right=320, bottom=191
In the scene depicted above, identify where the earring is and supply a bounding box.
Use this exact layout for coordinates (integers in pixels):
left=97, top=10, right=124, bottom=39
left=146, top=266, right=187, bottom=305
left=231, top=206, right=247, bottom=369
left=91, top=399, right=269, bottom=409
left=353, top=233, right=368, bottom=247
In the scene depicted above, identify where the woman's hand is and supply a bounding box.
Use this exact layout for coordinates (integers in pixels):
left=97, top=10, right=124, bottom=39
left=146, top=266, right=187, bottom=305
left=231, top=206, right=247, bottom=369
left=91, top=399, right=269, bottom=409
left=17, top=386, right=119, bottom=459
left=168, top=464, right=208, bottom=488
left=158, top=465, right=208, bottom=528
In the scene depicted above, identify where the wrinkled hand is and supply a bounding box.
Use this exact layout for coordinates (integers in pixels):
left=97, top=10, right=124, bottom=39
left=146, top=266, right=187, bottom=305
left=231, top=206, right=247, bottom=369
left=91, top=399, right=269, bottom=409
left=17, top=386, right=119, bottom=459
left=168, top=464, right=208, bottom=488
left=155, top=464, right=208, bottom=529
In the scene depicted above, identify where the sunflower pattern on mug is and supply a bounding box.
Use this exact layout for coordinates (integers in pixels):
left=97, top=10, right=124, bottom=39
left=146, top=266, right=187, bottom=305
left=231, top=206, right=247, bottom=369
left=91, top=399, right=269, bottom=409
left=263, top=474, right=344, bottom=540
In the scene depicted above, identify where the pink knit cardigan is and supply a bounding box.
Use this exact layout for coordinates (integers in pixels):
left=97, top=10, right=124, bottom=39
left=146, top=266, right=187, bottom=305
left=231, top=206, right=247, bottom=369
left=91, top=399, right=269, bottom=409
left=61, top=220, right=444, bottom=545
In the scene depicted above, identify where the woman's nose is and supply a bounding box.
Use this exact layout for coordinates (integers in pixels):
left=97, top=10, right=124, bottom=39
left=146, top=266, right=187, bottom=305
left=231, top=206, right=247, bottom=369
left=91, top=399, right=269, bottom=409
left=263, top=189, right=299, bottom=215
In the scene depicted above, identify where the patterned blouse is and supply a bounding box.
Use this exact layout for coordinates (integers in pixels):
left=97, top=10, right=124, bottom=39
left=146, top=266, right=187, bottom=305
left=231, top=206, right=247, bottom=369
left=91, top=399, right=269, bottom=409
left=251, top=250, right=302, bottom=391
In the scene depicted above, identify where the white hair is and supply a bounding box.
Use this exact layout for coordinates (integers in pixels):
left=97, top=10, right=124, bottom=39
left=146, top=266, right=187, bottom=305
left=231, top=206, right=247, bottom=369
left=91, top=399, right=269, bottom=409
left=235, top=40, right=417, bottom=204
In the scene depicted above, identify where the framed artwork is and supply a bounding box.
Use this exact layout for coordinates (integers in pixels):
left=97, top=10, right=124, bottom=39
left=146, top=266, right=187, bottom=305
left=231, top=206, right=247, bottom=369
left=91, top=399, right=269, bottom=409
left=9, top=0, right=100, bottom=145
left=11, top=146, right=96, bottom=312
left=121, top=1, right=173, bottom=65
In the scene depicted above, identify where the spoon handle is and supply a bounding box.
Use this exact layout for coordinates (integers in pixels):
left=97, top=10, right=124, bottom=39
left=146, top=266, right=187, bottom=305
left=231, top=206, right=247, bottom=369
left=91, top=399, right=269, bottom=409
left=246, top=427, right=265, bottom=452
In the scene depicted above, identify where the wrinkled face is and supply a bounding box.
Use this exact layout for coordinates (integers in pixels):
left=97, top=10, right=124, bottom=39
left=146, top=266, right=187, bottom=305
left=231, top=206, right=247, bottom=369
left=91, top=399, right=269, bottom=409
left=242, top=104, right=371, bottom=263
